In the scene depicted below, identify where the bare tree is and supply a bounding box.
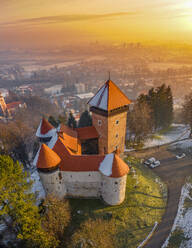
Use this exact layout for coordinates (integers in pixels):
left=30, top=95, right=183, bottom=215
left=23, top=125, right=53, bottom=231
left=127, top=102, right=153, bottom=143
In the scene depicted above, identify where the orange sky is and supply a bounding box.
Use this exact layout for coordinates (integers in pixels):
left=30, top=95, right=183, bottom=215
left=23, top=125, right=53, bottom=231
left=1, top=0, right=192, bottom=48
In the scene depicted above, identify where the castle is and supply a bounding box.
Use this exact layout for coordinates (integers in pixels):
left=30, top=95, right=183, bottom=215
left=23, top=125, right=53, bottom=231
left=34, top=79, right=131, bottom=205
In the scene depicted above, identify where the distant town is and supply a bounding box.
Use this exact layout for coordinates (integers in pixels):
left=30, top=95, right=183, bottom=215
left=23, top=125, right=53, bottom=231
left=1, top=43, right=192, bottom=122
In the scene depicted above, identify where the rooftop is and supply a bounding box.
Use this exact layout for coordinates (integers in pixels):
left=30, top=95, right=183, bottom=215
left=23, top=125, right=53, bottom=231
left=35, top=136, right=129, bottom=178
left=88, top=80, right=131, bottom=111
left=34, top=143, right=61, bottom=169
left=76, top=126, right=99, bottom=140
left=36, top=118, right=55, bottom=138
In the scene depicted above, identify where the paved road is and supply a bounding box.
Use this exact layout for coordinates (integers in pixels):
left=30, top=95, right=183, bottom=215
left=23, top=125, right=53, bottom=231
left=132, top=147, right=192, bottom=248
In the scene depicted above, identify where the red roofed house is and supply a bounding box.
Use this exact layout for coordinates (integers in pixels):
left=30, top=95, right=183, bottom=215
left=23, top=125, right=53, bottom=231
left=0, top=94, right=26, bottom=118
left=34, top=79, right=131, bottom=205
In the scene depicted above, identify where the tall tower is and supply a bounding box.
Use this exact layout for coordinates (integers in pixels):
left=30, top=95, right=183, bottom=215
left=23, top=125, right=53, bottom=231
left=88, top=80, right=131, bottom=154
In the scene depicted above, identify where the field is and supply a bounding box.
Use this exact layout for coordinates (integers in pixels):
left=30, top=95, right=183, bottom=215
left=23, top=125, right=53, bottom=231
left=67, top=156, right=167, bottom=248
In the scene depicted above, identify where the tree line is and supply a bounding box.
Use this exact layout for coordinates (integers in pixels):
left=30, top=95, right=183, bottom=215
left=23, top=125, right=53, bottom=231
left=49, top=110, right=92, bottom=129
left=127, top=84, right=173, bottom=145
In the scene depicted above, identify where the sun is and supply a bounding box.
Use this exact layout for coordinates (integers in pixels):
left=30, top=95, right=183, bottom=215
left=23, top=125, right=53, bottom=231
left=182, top=1, right=192, bottom=9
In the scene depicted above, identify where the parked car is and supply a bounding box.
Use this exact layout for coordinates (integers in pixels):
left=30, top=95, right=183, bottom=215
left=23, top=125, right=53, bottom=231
left=144, top=157, right=160, bottom=168
left=150, top=160, right=161, bottom=168
left=144, top=157, right=156, bottom=166
left=176, top=153, right=186, bottom=159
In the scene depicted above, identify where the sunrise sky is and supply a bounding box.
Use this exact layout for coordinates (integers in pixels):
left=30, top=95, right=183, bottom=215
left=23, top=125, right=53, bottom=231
left=1, top=0, right=192, bottom=48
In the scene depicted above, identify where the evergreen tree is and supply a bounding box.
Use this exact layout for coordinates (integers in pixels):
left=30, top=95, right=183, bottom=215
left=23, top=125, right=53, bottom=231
left=78, top=110, right=92, bottom=128
left=0, top=155, right=56, bottom=247
left=183, top=93, right=192, bottom=136
left=138, top=84, right=173, bottom=130
left=166, top=86, right=174, bottom=127
left=48, top=115, right=59, bottom=128
left=67, top=112, right=77, bottom=128
left=58, top=110, right=68, bottom=126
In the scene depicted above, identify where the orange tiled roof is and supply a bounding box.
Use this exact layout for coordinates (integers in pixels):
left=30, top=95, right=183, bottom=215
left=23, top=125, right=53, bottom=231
left=88, top=80, right=131, bottom=111
left=41, top=118, right=54, bottom=135
left=59, top=124, right=78, bottom=152
left=51, top=137, right=129, bottom=177
left=6, top=101, right=22, bottom=110
left=60, top=124, right=77, bottom=137
left=111, top=154, right=129, bottom=178
left=76, top=126, right=99, bottom=140
left=36, top=143, right=61, bottom=169
left=53, top=137, right=104, bottom=171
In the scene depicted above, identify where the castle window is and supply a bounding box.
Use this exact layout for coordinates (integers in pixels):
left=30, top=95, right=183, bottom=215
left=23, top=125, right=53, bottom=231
left=115, top=182, right=118, bottom=185
left=98, top=120, right=102, bottom=126
left=116, top=120, right=119, bottom=125
left=59, top=172, right=62, bottom=180
left=116, top=134, right=118, bottom=138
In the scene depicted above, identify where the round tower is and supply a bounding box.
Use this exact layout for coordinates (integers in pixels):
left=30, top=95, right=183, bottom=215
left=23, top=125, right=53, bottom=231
left=88, top=79, right=131, bottom=154
left=33, top=143, right=66, bottom=198
left=99, top=153, right=129, bottom=205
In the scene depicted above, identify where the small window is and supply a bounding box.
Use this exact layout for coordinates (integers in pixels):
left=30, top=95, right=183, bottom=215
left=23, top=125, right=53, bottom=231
left=116, top=134, right=118, bottom=138
left=115, top=182, right=118, bottom=185
left=116, top=120, right=119, bottom=125
left=59, top=172, right=62, bottom=180
left=98, top=120, right=102, bottom=126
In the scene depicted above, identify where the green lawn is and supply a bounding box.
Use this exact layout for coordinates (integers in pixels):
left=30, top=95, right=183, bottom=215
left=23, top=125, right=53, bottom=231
left=68, top=156, right=167, bottom=248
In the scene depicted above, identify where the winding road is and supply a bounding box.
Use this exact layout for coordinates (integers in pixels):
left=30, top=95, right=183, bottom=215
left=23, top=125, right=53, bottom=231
left=130, top=146, right=192, bottom=248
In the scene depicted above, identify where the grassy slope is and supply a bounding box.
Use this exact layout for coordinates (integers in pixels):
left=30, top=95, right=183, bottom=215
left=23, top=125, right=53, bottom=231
left=68, top=156, right=167, bottom=248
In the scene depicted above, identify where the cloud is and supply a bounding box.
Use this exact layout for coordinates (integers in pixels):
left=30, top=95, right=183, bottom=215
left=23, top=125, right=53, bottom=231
left=0, top=12, right=139, bottom=27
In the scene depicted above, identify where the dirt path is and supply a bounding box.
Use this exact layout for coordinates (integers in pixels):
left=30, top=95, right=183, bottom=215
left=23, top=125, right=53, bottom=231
left=131, top=148, right=192, bottom=248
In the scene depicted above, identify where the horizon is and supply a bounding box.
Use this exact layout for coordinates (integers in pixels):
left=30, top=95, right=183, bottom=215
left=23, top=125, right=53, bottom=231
left=1, top=0, right=192, bottom=48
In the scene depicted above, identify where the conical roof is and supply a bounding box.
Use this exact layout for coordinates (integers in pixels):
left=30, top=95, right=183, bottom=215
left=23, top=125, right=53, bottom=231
left=88, top=80, right=131, bottom=111
left=99, top=153, right=129, bottom=178
left=34, top=143, right=61, bottom=169
left=36, top=118, right=55, bottom=138
left=111, top=154, right=129, bottom=178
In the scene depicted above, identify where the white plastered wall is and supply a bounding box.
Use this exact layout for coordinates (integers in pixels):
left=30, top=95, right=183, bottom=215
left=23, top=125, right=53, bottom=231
left=101, top=174, right=127, bottom=205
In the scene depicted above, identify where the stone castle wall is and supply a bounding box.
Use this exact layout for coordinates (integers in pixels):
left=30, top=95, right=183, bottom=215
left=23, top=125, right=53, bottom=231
left=39, top=170, right=127, bottom=205
left=39, top=169, right=67, bottom=198
left=61, top=171, right=101, bottom=198
left=101, top=174, right=127, bottom=205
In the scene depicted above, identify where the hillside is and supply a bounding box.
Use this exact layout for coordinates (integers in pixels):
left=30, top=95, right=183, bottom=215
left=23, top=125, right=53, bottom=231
left=67, top=156, right=167, bottom=248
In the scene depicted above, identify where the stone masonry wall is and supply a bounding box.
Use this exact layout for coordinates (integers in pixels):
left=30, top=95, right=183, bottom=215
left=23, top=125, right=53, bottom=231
left=39, top=170, right=67, bottom=198
left=62, top=171, right=101, bottom=198
left=39, top=170, right=127, bottom=205
left=101, top=174, right=127, bottom=205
